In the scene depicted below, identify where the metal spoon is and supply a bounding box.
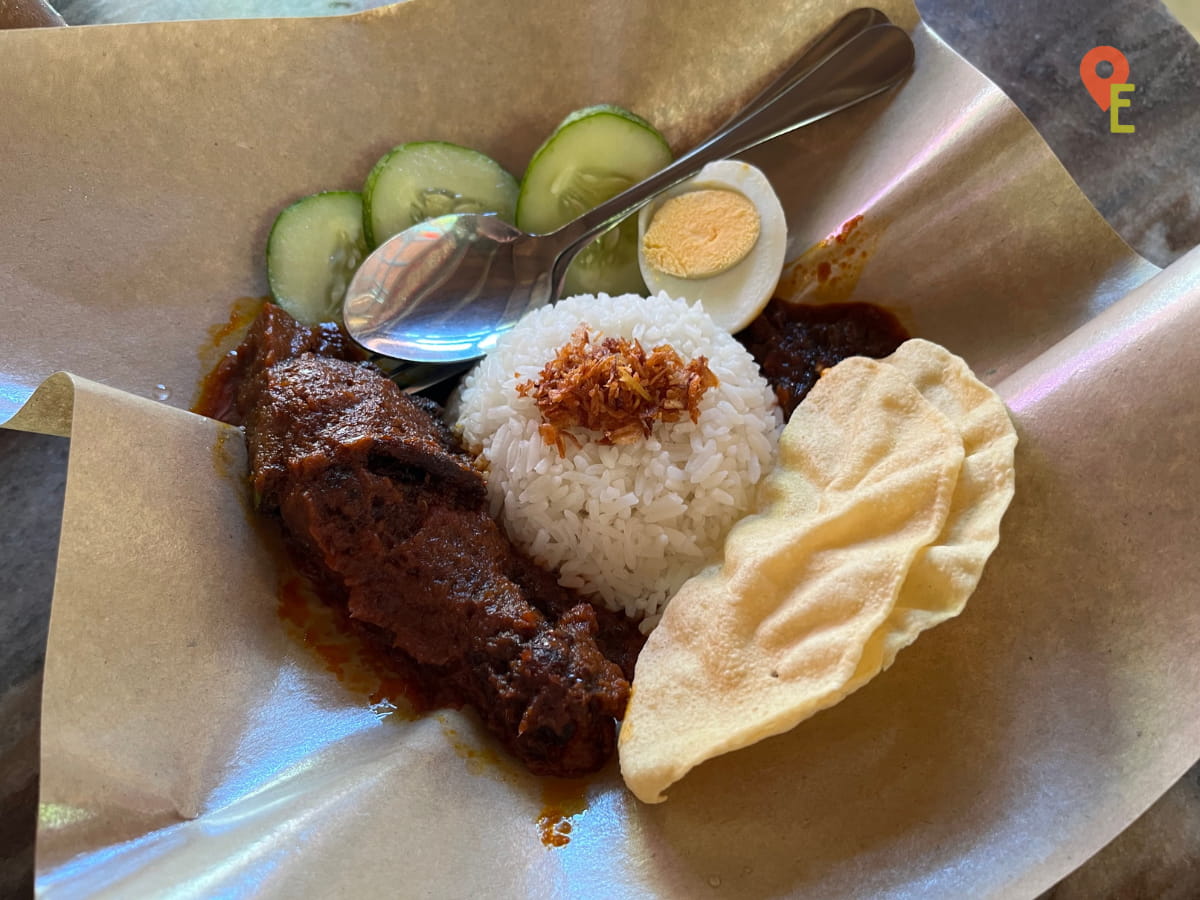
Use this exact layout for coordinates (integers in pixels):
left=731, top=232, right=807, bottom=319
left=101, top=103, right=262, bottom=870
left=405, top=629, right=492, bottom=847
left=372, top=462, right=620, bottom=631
left=348, top=17, right=914, bottom=369
left=380, top=8, right=893, bottom=393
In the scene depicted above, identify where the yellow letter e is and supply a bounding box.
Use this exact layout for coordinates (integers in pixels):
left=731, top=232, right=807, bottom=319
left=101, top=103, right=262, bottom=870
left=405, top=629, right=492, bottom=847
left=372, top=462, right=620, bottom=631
left=1110, top=83, right=1135, bottom=133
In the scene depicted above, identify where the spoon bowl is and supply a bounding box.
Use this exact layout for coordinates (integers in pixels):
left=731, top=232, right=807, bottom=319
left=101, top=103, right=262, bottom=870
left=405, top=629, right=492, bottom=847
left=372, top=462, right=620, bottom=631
left=344, top=213, right=546, bottom=364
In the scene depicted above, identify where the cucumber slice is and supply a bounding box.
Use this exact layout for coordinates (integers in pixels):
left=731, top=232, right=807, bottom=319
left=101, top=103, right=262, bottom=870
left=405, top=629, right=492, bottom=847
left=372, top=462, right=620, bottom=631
left=516, top=104, right=672, bottom=296
left=266, top=191, right=367, bottom=325
left=363, top=141, right=519, bottom=247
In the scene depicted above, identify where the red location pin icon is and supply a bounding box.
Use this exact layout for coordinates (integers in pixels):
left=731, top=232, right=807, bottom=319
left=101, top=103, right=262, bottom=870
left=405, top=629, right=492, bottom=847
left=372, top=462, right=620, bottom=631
left=1080, top=46, right=1130, bottom=111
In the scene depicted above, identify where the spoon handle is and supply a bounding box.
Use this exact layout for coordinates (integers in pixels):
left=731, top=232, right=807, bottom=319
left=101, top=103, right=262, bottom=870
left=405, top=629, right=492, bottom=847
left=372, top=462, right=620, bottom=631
left=715, top=7, right=891, bottom=132
left=547, top=22, right=914, bottom=291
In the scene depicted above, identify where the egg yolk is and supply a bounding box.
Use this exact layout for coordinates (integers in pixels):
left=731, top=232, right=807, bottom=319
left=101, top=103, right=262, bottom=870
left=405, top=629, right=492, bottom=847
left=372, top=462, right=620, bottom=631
left=641, top=189, right=761, bottom=280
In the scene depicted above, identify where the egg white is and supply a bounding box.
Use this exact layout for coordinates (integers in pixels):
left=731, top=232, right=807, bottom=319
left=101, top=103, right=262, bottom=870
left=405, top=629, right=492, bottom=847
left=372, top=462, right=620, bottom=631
left=636, top=159, right=786, bottom=333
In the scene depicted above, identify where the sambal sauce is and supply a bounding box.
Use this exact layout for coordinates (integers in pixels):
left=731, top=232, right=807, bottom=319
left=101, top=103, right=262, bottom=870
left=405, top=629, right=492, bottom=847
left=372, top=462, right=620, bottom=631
left=737, top=300, right=910, bottom=417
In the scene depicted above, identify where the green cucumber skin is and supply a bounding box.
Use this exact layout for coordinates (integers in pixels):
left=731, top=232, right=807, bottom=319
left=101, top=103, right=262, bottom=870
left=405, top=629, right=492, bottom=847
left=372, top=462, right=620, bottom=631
left=516, top=107, right=672, bottom=232
left=516, top=106, right=671, bottom=296
left=362, top=141, right=519, bottom=248
left=266, top=190, right=366, bottom=326
left=266, top=111, right=670, bottom=327
left=551, top=103, right=664, bottom=138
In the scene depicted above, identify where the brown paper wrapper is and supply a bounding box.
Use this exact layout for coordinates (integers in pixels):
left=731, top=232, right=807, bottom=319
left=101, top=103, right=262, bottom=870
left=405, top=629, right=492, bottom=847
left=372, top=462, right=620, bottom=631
left=4, top=0, right=1196, bottom=896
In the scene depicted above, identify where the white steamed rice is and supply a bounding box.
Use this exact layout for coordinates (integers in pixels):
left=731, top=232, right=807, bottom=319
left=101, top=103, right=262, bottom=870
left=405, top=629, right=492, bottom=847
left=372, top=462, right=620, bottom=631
left=450, top=291, right=781, bottom=625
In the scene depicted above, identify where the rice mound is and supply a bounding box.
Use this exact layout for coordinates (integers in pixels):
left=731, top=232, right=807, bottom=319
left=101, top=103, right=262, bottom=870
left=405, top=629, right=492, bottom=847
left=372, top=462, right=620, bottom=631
left=451, top=292, right=781, bottom=625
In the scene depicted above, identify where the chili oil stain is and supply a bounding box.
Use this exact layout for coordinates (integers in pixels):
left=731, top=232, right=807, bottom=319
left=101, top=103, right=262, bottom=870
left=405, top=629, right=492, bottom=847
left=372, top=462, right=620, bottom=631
left=191, top=295, right=267, bottom=416
left=536, top=777, right=590, bottom=848
left=777, top=214, right=879, bottom=304
left=438, top=719, right=521, bottom=782
left=435, top=718, right=596, bottom=848
left=202, top=295, right=265, bottom=362
left=276, top=575, right=420, bottom=721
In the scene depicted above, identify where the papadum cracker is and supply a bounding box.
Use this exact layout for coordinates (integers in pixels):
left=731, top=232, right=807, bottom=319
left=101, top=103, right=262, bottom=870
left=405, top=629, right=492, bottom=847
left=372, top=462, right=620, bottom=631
left=619, top=341, right=1017, bottom=804
left=850, top=339, right=1019, bottom=684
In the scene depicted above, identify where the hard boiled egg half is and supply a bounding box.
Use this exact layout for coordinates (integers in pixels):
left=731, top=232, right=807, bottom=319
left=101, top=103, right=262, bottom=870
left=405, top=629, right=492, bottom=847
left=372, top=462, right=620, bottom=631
left=636, top=159, right=786, bottom=332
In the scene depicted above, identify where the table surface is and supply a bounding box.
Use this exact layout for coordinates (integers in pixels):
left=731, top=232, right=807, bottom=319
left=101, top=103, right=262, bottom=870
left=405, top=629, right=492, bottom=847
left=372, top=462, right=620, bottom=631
left=2, top=1, right=1199, bottom=897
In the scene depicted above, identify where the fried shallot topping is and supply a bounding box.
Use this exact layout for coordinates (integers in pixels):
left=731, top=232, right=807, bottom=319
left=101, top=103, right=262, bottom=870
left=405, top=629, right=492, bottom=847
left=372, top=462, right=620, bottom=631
left=516, top=326, right=719, bottom=456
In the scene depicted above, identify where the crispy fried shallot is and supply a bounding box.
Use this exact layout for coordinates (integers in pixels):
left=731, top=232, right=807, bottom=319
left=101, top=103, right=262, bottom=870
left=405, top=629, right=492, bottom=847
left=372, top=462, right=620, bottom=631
left=517, top=326, right=719, bottom=456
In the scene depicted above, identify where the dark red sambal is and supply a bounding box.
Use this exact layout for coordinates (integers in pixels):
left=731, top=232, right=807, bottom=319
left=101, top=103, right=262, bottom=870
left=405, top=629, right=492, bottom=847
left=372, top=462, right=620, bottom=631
left=738, top=300, right=910, bottom=417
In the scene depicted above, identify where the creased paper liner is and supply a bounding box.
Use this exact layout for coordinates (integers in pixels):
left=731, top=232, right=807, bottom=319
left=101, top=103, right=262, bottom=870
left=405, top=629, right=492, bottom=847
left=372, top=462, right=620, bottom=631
left=2, top=0, right=1198, bottom=896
